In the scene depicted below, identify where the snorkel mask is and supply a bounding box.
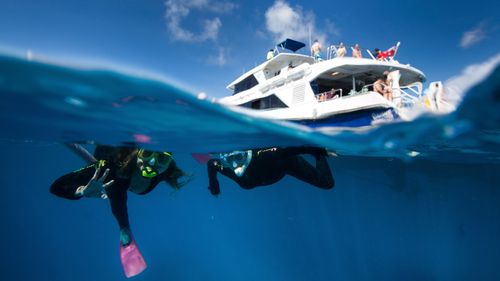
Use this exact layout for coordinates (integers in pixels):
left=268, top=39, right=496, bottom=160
left=219, top=150, right=252, bottom=177
left=137, top=149, right=173, bottom=178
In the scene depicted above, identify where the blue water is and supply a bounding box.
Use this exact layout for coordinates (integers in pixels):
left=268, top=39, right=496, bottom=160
left=0, top=54, right=499, bottom=281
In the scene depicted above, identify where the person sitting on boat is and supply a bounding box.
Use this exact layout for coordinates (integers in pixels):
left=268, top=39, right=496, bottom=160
left=50, top=145, right=191, bottom=249
left=327, top=87, right=339, bottom=99
left=311, top=40, right=323, bottom=62
left=336, top=42, right=347, bottom=58
left=352, top=43, right=362, bottom=58
left=267, top=49, right=274, bottom=60
left=373, top=72, right=393, bottom=101
left=373, top=48, right=384, bottom=61
left=374, top=46, right=397, bottom=61
left=316, top=92, right=327, bottom=102
left=206, top=146, right=335, bottom=196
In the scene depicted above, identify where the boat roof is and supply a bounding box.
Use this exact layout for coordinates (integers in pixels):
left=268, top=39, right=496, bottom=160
left=312, top=58, right=426, bottom=85
left=227, top=53, right=313, bottom=90
left=276, top=38, right=306, bottom=52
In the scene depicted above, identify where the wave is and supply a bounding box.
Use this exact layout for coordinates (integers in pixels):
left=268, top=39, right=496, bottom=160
left=0, top=53, right=499, bottom=164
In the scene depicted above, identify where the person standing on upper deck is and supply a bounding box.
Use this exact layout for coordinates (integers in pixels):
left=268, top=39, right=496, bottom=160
left=352, top=44, right=362, bottom=58
left=311, top=40, right=322, bottom=62
left=336, top=42, right=347, bottom=58
left=267, top=49, right=274, bottom=60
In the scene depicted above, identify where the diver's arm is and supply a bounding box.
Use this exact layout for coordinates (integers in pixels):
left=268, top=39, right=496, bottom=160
left=207, top=159, right=221, bottom=196
left=50, top=163, right=114, bottom=199
left=50, top=164, right=97, bottom=200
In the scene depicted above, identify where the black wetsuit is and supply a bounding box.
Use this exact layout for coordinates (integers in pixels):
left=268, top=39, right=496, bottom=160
left=50, top=146, right=179, bottom=231
left=207, top=146, right=335, bottom=195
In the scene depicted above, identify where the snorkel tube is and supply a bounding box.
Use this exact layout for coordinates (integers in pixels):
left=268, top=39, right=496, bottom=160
left=64, top=143, right=97, bottom=163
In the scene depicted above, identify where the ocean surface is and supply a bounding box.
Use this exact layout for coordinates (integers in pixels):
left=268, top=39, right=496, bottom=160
left=0, top=54, right=499, bottom=281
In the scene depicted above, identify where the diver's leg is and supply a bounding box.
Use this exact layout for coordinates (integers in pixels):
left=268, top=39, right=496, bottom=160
left=106, top=187, right=132, bottom=245
left=286, top=155, right=334, bottom=189
left=279, top=146, right=327, bottom=158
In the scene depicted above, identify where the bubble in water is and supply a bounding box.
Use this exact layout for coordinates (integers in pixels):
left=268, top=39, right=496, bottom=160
left=384, top=141, right=395, bottom=149
left=64, top=97, right=87, bottom=107
left=407, top=150, right=420, bottom=157
left=443, top=120, right=472, bottom=138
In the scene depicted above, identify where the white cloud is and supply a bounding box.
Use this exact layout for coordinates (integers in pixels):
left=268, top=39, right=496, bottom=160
left=324, top=19, right=340, bottom=37
left=200, top=18, right=222, bottom=41
left=208, top=47, right=227, bottom=66
left=264, top=0, right=328, bottom=46
left=164, top=0, right=236, bottom=42
left=443, top=53, right=500, bottom=106
left=460, top=23, right=487, bottom=48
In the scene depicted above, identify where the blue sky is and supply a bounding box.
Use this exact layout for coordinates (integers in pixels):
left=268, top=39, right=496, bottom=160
left=0, top=0, right=498, bottom=98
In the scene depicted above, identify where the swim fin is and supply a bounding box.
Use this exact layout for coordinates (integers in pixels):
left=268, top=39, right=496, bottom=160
left=120, top=239, right=147, bottom=278
left=191, top=153, right=212, bottom=164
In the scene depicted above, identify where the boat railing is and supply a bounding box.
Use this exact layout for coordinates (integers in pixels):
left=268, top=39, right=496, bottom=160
left=319, top=47, right=393, bottom=62
left=358, top=82, right=422, bottom=108
left=395, top=82, right=424, bottom=108
left=361, top=82, right=392, bottom=94
left=326, top=45, right=338, bottom=60
left=366, top=49, right=377, bottom=60
left=361, top=83, right=376, bottom=93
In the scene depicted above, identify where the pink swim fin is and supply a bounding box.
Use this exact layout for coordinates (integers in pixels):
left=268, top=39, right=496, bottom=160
left=120, top=239, right=147, bottom=278
left=191, top=153, right=211, bottom=164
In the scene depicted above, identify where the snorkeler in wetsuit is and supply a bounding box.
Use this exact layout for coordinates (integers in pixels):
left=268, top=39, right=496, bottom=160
left=50, top=145, right=190, bottom=246
left=207, top=146, right=335, bottom=196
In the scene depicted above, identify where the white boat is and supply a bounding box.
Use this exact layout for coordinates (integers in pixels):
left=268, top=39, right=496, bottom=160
left=218, top=39, right=433, bottom=131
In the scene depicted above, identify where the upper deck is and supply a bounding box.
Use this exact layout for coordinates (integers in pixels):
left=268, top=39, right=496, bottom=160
left=226, top=39, right=425, bottom=96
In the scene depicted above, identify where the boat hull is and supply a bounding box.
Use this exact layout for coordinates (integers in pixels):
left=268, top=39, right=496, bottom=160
left=291, top=108, right=400, bottom=129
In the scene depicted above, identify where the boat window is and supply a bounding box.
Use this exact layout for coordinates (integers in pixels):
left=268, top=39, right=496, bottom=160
left=312, top=78, right=352, bottom=98
left=239, top=94, right=288, bottom=110
left=310, top=80, right=319, bottom=94
left=234, top=75, right=259, bottom=95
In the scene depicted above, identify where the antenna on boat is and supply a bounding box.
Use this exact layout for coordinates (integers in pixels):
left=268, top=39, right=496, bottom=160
left=308, top=24, right=312, bottom=52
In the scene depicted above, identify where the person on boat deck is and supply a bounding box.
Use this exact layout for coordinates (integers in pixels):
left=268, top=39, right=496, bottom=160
left=373, top=71, right=393, bottom=101
left=374, top=47, right=396, bottom=61
left=50, top=145, right=191, bottom=247
left=352, top=43, right=362, bottom=58
left=207, top=146, right=335, bottom=196
left=336, top=42, right=347, bottom=58
left=311, top=40, right=322, bottom=62
left=373, top=48, right=385, bottom=61
left=267, top=49, right=274, bottom=60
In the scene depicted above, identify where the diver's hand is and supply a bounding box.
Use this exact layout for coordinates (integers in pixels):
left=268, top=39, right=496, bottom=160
left=76, top=166, right=114, bottom=199
left=208, top=179, right=220, bottom=196
left=207, top=159, right=221, bottom=196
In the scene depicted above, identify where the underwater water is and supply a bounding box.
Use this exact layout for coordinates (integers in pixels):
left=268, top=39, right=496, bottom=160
left=0, top=55, right=499, bottom=281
